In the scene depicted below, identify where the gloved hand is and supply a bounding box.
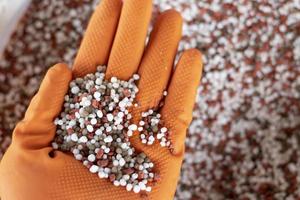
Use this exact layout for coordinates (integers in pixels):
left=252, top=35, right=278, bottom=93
left=0, top=0, right=202, bottom=199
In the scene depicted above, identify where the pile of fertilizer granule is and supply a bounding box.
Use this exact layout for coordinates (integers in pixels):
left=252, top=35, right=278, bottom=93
left=1, top=0, right=300, bottom=199
left=52, top=66, right=171, bottom=193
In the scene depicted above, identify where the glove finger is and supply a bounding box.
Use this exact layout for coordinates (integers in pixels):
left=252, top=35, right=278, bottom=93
left=134, top=9, right=182, bottom=114
left=73, top=0, right=122, bottom=77
left=14, top=63, right=72, bottom=149
left=160, top=49, right=203, bottom=155
left=128, top=11, right=184, bottom=195
left=105, top=0, right=152, bottom=80
left=129, top=10, right=182, bottom=151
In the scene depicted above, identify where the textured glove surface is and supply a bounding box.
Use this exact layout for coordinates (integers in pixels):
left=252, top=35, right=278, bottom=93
left=0, top=0, right=202, bottom=199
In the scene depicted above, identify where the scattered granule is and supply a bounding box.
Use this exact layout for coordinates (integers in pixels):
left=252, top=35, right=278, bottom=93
left=52, top=66, right=171, bottom=193
left=138, top=109, right=172, bottom=148
left=0, top=128, right=11, bottom=158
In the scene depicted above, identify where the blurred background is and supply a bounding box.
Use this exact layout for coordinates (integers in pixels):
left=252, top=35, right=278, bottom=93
left=1, top=0, right=300, bottom=199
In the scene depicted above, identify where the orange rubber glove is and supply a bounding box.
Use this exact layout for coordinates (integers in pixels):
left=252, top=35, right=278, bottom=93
left=0, top=0, right=203, bottom=199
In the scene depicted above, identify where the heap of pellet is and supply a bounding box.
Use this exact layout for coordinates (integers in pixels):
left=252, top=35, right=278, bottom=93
left=153, top=1, right=300, bottom=199
left=1, top=0, right=300, bottom=199
left=52, top=66, right=172, bottom=193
